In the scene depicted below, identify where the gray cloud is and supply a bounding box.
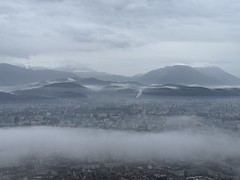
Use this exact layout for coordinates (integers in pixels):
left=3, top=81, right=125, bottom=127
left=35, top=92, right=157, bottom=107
left=0, top=0, right=240, bottom=75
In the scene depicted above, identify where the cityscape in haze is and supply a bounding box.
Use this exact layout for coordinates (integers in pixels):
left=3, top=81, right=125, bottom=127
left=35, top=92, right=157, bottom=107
left=1, top=0, right=240, bottom=180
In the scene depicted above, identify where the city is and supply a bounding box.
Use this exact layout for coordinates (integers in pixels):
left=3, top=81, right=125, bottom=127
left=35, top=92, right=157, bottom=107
left=1, top=97, right=240, bottom=179
left=1, top=0, right=240, bottom=179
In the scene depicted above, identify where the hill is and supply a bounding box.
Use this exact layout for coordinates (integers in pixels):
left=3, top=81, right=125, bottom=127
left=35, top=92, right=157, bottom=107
left=14, top=82, right=89, bottom=99
left=194, top=67, right=240, bottom=85
left=142, top=84, right=240, bottom=97
left=135, top=65, right=240, bottom=85
left=0, top=63, right=77, bottom=85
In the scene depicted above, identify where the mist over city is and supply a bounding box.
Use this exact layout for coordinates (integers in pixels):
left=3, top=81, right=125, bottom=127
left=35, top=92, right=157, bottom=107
left=1, top=125, right=240, bottom=168
left=1, top=0, right=240, bottom=179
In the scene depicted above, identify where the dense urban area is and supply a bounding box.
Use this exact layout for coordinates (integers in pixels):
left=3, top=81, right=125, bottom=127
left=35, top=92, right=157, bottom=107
left=1, top=97, right=240, bottom=179
left=1, top=98, right=240, bottom=131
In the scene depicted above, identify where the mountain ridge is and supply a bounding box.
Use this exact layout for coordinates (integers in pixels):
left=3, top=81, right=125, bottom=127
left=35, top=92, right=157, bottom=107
left=135, top=65, right=240, bottom=86
left=0, top=63, right=77, bottom=86
left=1, top=63, right=240, bottom=86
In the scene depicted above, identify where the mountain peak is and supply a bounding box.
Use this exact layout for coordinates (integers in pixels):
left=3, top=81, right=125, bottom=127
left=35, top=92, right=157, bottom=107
left=136, top=65, right=240, bottom=85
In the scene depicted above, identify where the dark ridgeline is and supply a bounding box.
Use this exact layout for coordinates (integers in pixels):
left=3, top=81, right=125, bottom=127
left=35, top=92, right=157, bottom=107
left=1, top=63, right=240, bottom=101
left=0, top=63, right=76, bottom=85
left=14, top=82, right=89, bottom=99
left=1, top=63, right=240, bottom=86
left=142, top=84, right=240, bottom=97
left=135, top=65, right=240, bottom=85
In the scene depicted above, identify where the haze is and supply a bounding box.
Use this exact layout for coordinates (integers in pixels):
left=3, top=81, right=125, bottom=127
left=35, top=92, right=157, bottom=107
left=0, top=125, right=240, bottom=168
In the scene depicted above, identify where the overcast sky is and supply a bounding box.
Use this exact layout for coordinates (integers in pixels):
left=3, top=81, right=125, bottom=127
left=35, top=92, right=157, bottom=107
left=0, top=0, right=240, bottom=76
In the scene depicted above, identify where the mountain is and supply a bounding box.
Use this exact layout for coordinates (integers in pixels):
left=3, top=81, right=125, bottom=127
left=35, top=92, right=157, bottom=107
left=53, top=65, right=130, bottom=82
left=135, top=65, right=240, bottom=86
left=91, top=74, right=130, bottom=82
left=142, top=84, right=240, bottom=97
left=194, top=67, right=240, bottom=85
left=0, top=91, right=17, bottom=100
left=0, top=91, right=51, bottom=102
left=0, top=63, right=77, bottom=86
left=14, top=82, right=89, bottom=99
left=44, top=82, right=86, bottom=88
left=70, top=71, right=130, bottom=82
left=74, top=77, right=114, bottom=86
left=98, top=83, right=140, bottom=98
left=2, top=63, right=239, bottom=87
left=73, top=77, right=142, bottom=86
left=135, top=65, right=220, bottom=85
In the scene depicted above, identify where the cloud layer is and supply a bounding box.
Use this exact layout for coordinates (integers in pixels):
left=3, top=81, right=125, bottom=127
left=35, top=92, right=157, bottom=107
left=0, top=126, right=240, bottom=167
left=0, top=0, right=240, bottom=75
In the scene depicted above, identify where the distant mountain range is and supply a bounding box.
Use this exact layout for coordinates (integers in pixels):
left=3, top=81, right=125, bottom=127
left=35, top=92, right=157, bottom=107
left=135, top=65, right=240, bottom=86
left=0, top=91, right=51, bottom=101
left=1, top=63, right=240, bottom=102
left=0, top=63, right=76, bottom=85
left=194, top=67, right=240, bottom=85
left=15, top=82, right=88, bottom=99
left=54, top=65, right=130, bottom=82
left=0, top=63, right=240, bottom=86
left=2, top=81, right=240, bottom=102
left=142, top=84, right=240, bottom=97
left=0, top=91, right=17, bottom=100
left=73, top=77, right=114, bottom=86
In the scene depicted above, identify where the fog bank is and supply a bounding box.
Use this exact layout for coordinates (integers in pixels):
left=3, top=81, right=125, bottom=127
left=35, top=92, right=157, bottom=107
left=0, top=127, right=239, bottom=167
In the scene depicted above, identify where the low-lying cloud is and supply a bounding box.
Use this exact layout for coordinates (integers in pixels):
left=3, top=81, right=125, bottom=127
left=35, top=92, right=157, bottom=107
left=0, top=127, right=240, bottom=167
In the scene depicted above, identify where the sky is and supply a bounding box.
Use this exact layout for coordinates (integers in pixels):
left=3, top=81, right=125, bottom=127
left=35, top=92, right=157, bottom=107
left=0, top=0, right=240, bottom=76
